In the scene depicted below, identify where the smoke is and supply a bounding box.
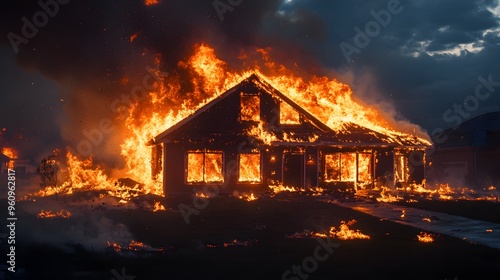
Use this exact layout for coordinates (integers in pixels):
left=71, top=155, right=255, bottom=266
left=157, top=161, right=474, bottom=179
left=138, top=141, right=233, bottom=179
left=332, top=67, right=431, bottom=140
left=18, top=193, right=138, bottom=252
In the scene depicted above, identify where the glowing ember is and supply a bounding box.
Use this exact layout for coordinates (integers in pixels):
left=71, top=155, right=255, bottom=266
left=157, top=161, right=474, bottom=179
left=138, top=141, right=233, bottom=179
left=223, top=239, right=254, bottom=247
left=287, top=220, right=370, bottom=240
left=107, top=241, right=122, bottom=252
left=269, top=184, right=300, bottom=193
left=376, top=186, right=403, bottom=203
left=107, top=240, right=163, bottom=253
left=37, top=210, right=71, bottom=219
left=417, top=232, right=435, bottom=243
left=129, top=33, right=139, bottom=42
left=233, top=191, right=258, bottom=201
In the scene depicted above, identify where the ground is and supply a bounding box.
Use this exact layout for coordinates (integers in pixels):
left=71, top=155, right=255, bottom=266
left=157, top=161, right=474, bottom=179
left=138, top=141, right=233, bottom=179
left=1, top=173, right=500, bottom=279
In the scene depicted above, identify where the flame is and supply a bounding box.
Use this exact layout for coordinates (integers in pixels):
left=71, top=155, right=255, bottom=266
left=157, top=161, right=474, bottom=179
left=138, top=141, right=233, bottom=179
left=1, top=147, right=17, bottom=169
left=376, top=186, right=403, bottom=203
left=269, top=184, right=301, bottom=193
left=37, top=209, right=71, bottom=219
left=417, top=232, right=435, bottom=243
left=129, top=33, right=139, bottom=42
left=233, top=191, right=258, bottom=201
left=107, top=240, right=163, bottom=252
left=238, top=153, right=261, bottom=183
left=330, top=220, right=371, bottom=240
left=287, top=220, right=370, bottom=240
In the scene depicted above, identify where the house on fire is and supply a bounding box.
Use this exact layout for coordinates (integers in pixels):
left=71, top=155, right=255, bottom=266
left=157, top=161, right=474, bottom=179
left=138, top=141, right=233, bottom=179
left=151, top=74, right=428, bottom=194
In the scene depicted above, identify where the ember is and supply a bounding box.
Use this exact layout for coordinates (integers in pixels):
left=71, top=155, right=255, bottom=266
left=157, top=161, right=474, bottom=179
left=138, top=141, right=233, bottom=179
left=286, top=220, right=370, bottom=240
left=37, top=210, right=71, bottom=219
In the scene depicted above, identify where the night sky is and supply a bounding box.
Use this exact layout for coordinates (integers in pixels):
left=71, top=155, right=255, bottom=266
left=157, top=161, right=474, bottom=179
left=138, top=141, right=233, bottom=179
left=1, top=0, right=500, bottom=161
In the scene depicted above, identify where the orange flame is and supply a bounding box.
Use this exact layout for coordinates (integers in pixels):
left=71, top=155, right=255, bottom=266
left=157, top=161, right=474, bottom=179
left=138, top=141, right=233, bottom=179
left=37, top=209, right=71, bottom=219
left=330, top=220, right=371, bottom=240
left=1, top=147, right=17, bottom=169
left=153, top=201, right=166, bottom=212
left=417, top=232, right=434, bottom=243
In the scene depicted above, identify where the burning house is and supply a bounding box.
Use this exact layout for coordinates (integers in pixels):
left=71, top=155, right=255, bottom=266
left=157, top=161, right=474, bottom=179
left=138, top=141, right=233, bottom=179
left=151, top=74, right=429, bottom=194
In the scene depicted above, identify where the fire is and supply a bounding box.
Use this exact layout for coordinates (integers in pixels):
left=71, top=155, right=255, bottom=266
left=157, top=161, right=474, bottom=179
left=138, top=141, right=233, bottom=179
left=269, top=184, right=300, bottom=193
left=37, top=209, right=71, bottom=219
left=233, top=191, right=258, bottom=201
left=287, top=220, right=370, bottom=240
left=107, top=240, right=163, bottom=253
left=1, top=147, right=17, bottom=169
left=153, top=201, right=166, bottom=212
left=144, top=0, right=159, bottom=6
left=417, top=232, right=435, bottom=243
left=376, top=186, right=403, bottom=203
left=238, top=153, right=261, bottom=183
left=330, top=220, right=371, bottom=240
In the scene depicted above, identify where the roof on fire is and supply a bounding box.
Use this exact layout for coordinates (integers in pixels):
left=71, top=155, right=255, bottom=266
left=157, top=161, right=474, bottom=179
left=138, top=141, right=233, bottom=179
left=154, top=73, right=427, bottom=147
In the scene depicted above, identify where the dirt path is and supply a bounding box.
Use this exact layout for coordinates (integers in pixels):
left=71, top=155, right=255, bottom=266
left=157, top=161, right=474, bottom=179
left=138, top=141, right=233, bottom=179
left=323, top=198, right=500, bottom=250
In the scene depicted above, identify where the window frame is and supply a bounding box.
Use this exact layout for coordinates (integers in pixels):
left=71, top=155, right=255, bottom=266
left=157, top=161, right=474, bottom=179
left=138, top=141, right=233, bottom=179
left=185, top=150, right=224, bottom=185
left=237, top=152, right=262, bottom=184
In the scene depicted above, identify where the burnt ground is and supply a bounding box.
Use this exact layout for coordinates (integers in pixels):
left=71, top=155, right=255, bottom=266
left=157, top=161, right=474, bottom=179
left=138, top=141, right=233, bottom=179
left=1, top=189, right=500, bottom=280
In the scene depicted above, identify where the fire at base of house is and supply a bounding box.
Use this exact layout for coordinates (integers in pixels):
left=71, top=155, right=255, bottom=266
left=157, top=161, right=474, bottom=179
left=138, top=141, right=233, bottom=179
left=150, top=74, right=429, bottom=195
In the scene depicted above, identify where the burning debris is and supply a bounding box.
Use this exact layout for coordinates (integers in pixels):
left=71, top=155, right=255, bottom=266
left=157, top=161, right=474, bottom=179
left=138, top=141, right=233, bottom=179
left=106, top=240, right=164, bottom=254
left=286, top=219, right=370, bottom=240
left=417, top=232, right=435, bottom=243
left=152, top=201, right=166, bottom=212
left=37, top=210, right=71, bottom=219
left=206, top=239, right=258, bottom=248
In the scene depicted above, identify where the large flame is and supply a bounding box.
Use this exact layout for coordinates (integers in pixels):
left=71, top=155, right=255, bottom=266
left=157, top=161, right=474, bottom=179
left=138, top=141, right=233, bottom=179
left=1, top=147, right=18, bottom=169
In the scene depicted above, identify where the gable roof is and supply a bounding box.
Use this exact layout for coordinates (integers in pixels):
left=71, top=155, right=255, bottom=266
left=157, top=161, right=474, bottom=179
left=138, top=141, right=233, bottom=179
left=155, top=73, right=333, bottom=142
left=154, top=73, right=426, bottom=146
